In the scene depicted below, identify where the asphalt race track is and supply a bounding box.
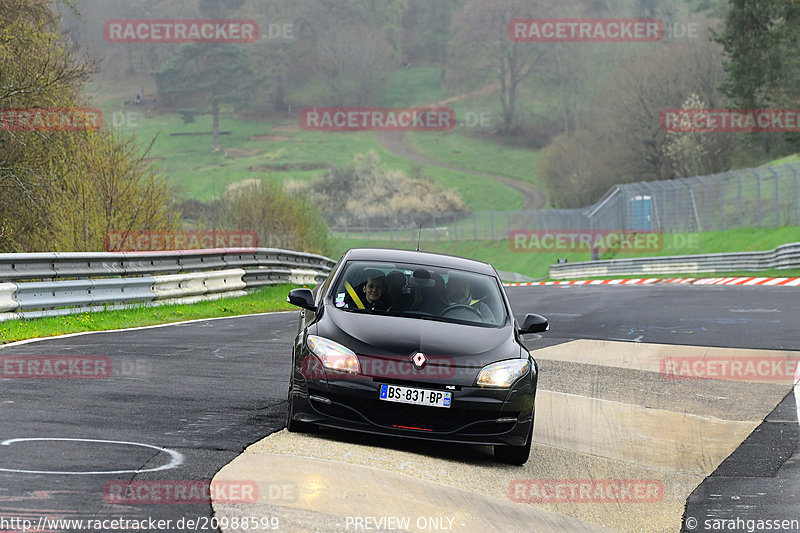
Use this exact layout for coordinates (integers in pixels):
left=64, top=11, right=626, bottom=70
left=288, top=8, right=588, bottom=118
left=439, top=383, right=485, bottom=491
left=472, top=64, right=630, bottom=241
left=0, top=313, right=299, bottom=532
left=1, top=284, right=798, bottom=532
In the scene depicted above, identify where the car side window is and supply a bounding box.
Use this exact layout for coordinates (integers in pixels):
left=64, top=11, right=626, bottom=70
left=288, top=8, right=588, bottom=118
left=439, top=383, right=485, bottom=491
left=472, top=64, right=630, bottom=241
left=317, top=257, right=343, bottom=306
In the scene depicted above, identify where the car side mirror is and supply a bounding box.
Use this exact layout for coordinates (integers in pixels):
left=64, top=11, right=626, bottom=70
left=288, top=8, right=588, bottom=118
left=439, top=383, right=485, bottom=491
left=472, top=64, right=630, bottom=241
left=519, top=313, right=548, bottom=334
left=287, top=288, right=317, bottom=312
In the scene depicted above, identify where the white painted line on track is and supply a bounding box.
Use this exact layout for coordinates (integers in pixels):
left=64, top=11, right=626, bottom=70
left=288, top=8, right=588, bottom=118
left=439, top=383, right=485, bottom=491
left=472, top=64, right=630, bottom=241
left=0, top=310, right=296, bottom=349
left=0, top=437, right=184, bottom=475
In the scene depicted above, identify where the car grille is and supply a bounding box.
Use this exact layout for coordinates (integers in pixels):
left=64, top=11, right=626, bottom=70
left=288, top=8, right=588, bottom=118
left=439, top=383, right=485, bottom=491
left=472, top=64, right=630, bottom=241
left=324, top=396, right=516, bottom=435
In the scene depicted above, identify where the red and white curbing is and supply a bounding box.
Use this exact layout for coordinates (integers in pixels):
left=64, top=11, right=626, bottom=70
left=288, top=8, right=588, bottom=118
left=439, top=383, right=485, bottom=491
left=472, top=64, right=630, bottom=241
left=504, top=277, right=800, bottom=287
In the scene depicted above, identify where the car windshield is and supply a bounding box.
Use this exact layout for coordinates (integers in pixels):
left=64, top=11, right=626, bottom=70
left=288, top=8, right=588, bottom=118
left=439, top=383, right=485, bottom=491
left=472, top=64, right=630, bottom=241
left=330, top=260, right=507, bottom=327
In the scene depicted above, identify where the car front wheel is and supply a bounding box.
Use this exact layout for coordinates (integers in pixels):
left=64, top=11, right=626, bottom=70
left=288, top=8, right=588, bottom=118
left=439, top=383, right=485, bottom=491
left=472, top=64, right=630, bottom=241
left=286, top=387, right=314, bottom=433
left=494, top=416, right=533, bottom=465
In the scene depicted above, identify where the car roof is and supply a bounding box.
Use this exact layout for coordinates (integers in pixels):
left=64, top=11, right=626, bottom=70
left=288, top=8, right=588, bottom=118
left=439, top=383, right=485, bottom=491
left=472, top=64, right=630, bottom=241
left=341, top=248, right=498, bottom=277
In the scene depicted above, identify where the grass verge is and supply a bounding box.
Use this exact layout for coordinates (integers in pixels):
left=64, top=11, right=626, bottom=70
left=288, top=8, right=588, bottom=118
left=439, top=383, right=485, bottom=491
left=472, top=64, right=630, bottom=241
left=330, top=226, right=800, bottom=280
left=0, top=284, right=299, bottom=345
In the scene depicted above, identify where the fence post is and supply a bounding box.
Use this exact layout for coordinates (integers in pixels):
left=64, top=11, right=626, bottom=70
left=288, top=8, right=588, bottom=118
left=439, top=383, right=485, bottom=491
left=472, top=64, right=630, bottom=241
left=755, top=170, right=762, bottom=227
left=709, top=174, right=723, bottom=231
left=769, top=167, right=780, bottom=227
left=491, top=212, right=495, bottom=240
left=345, top=212, right=349, bottom=239
left=737, top=173, right=743, bottom=227
left=453, top=213, right=457, bottom=241
left=669, top=181, right=679, bottom=233
left=700, top=177, right=708, bottom=232
left=432, top=213, right=437, bottom=241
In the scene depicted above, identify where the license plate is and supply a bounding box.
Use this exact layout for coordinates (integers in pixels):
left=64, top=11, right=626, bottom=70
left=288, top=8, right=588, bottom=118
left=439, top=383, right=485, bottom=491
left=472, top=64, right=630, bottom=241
left=379, top=384, right=451, bottom=408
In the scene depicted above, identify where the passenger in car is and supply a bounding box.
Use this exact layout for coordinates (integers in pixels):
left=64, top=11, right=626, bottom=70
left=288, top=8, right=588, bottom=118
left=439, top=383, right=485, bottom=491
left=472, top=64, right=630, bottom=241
left=410, top=271, right=446, bottom=314
left=386, top=270, right=413, bottom=311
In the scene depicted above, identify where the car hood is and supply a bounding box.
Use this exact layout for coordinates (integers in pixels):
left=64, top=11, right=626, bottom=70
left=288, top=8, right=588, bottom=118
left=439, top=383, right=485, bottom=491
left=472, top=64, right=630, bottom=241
left=317, top=308, right=522, bottom=382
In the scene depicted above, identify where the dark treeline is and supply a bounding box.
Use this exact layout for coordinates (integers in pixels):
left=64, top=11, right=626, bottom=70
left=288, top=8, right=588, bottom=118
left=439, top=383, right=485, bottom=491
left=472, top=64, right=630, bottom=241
left=4, top=0, right=798, bottom=253
left=62, top=0, right=800, bottom=207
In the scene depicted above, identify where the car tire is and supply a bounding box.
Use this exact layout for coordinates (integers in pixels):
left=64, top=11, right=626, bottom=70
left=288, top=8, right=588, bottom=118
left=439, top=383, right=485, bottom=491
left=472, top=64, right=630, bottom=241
left=494, top=417, right=533, bottom=465
left=286, top=388, right=314, bottom=433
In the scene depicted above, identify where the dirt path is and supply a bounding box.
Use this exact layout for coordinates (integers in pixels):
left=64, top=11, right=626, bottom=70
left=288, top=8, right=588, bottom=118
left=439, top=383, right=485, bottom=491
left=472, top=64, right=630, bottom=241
left=378, top=130, right=548, bottom=210
left=378, top=83, right=548, bottom=210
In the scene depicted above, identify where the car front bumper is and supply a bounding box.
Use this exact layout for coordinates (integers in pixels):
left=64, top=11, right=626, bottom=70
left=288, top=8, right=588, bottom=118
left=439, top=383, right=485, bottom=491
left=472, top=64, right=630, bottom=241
left=290, top=373, right=536, bottom=446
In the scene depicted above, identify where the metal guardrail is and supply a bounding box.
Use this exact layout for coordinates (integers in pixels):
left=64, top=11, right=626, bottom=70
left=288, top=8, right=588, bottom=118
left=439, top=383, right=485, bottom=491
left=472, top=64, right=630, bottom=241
left=549, top=242, right=800, bottom=279
left=0, top=248, right=336, bottom=322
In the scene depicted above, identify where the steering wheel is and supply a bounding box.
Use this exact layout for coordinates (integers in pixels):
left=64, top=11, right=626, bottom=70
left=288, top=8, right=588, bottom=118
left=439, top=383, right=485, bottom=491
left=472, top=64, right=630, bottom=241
left=440, top=304, right=482, bottom=318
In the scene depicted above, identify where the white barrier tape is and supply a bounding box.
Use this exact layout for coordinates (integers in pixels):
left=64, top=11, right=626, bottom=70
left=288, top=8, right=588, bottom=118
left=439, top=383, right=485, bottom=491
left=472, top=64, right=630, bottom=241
left=151, top=269, right=246, bottom=299
left=0, top=283, right=18, bottom=313
left=288, top=269, right=323, bottom=286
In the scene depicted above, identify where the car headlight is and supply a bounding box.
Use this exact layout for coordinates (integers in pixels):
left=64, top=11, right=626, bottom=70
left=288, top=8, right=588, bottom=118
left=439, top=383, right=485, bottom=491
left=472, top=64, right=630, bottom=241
left=476, top=359, right=530, bottom=388
left=306, top=335, right=359, bottom=374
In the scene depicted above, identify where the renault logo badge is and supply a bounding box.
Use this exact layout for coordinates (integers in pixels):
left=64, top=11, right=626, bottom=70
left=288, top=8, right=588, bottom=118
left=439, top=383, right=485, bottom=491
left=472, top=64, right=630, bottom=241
left=411, top=352, right=427, bottom=369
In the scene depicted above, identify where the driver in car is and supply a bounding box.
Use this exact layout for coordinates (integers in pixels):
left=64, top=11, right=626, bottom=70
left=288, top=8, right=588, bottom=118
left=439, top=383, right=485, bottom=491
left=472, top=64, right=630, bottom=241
left=444, top=273, right=496, bottom=323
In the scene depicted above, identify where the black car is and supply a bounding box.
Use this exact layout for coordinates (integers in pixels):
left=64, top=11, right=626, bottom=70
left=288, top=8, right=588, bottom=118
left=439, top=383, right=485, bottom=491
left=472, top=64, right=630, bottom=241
left=285, top=248, right=548, bottom=465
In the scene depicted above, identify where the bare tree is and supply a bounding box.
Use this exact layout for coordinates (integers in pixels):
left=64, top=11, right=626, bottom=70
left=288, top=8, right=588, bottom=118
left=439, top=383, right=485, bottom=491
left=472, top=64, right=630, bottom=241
left=598, top=35, right=730, bottom=181
left=539, top=34, right=733, bottom=207
left=314, top=25, right=394, bottom=106
left=449, top=0, right=554, bottom=134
